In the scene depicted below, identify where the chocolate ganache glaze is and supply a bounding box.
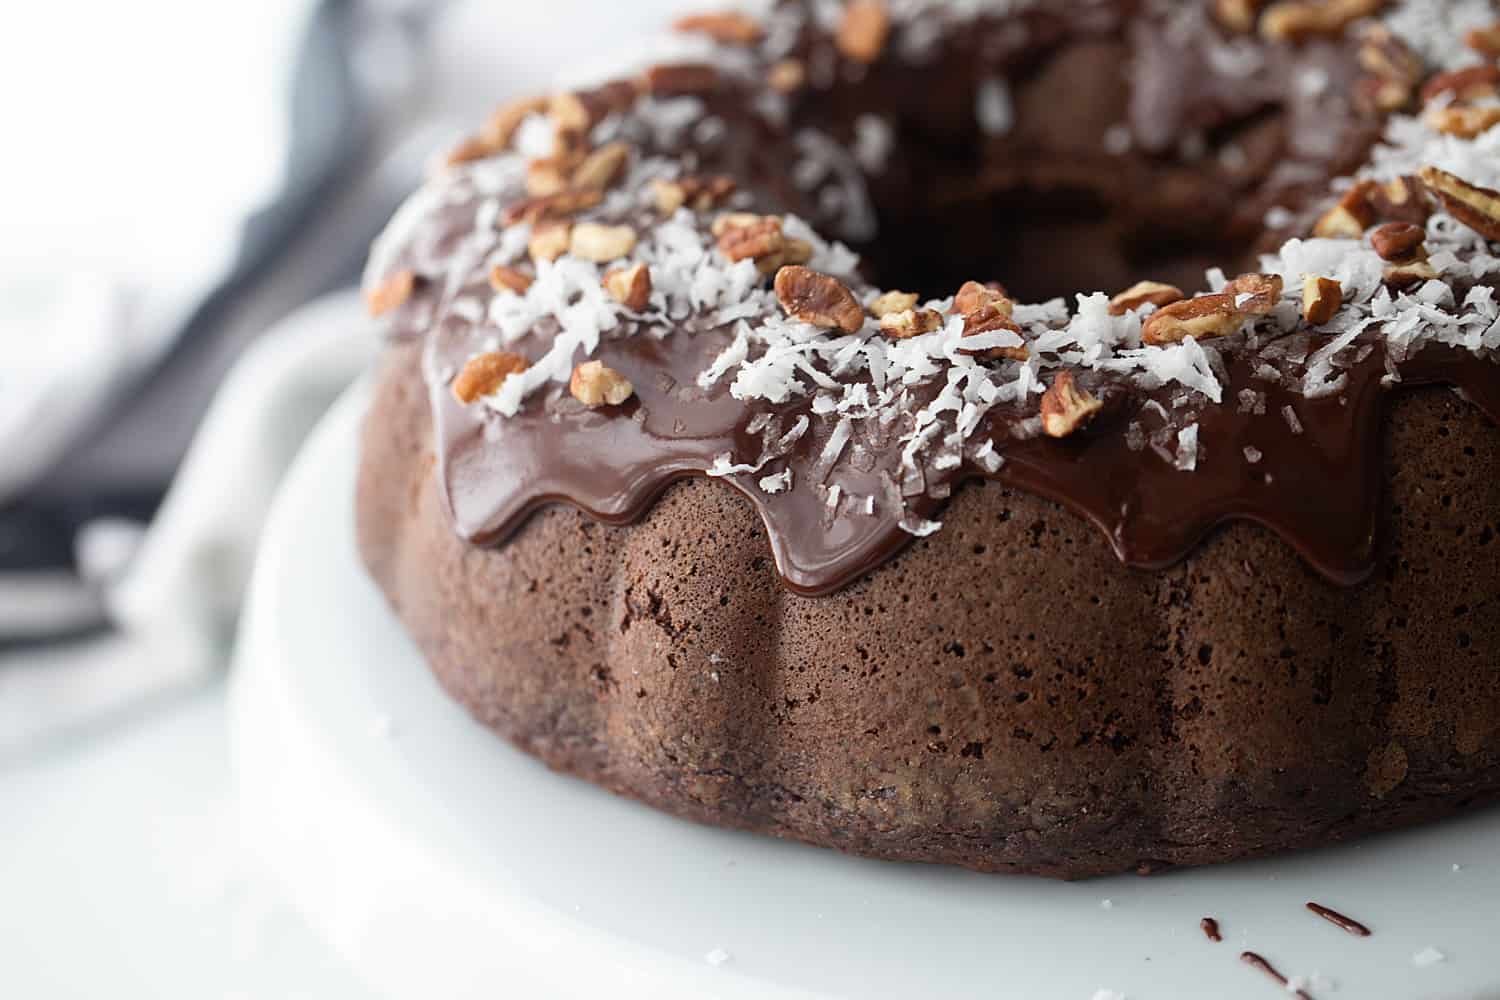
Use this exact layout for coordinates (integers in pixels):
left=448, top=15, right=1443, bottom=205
left=369, top=0, right=1500, bottom=597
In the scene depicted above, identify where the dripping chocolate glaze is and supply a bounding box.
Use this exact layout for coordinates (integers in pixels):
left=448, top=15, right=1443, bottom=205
left=381, top=2, right=1500, bottom=597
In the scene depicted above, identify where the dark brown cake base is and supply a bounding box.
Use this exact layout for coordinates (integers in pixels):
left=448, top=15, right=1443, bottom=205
left=358, top=343, right=1500, bottom=878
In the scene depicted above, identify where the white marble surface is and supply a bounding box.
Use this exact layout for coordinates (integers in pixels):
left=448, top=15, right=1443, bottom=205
left=0, top=683, right=372, bottom=1000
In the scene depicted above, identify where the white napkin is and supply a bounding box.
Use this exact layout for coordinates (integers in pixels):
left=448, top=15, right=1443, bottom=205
left=0, top=0, right=320, bottom=505
left=0, top=0, right=701, bottom=753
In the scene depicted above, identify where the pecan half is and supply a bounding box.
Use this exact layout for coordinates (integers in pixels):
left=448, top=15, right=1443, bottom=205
left=1259, top=0, right=1384, bottom=41
left=489, top=265, right=533, bottom=295
left=603, top=262, right=652, bottom=311
left=570, top=360, right=635, bottom=407
left=528, top=221, right=572, bottom=263
left=1108, top=280, right=1185, bottom=315
left=1040, top=371, right=1104, bottom=439
left=366, top=269, right=418, bottom=317
left=836, top=0, right=891, bottom=63
left=569, top=223, right=638, bottom=262
left=453, top=351, right=528, bottom=404
left=641, top=63, right=720, bottom=97
left=878, top=308, right=944, bottom=339
left=673, top=11, right=763, bottom=44
left=869, top=290, right=920, bottom=318
left=503, top=188, right=603, bottom=226
left=1301, top=274, right=1343, bottom=324
left=1419, top=165, right=1500, bottom=241
left=1141, top=293, right=1246, bottom=345
left=774, top=266, right=866, bottom=333
left=1370, top=220, right=1425, bottom=261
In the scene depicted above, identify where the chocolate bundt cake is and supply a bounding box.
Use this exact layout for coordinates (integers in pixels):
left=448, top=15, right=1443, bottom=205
left=356, top=0, right=1500, bottom=878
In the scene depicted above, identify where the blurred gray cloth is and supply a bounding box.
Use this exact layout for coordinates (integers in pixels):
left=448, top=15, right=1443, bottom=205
left=0, top=0, right=700, bottom=750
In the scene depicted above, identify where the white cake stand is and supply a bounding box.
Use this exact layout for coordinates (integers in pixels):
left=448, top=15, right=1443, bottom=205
left=230, top=385, right=1500, bottom=1000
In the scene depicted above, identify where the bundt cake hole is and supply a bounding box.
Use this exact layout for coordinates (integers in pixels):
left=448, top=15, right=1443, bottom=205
left=857, top=167, right=1266, bottom=305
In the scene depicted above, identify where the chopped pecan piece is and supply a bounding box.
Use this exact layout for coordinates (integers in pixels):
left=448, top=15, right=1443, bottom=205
left=1301, top=275, right=1343, bottom=324
left=1358, top=25, right=1424, bottom=85
left=1215, top=0, right=1266, bottom=32
left=1426, top=104, right=1500, bottom=139
left=959, top=306, right=1028, bottom=360
left=1108, top=280, right=1185, bottom=316
left=482, top=94, right=548, bottom=149
left=1421, top=65, right=1500, bottom=104
left=569, top=360, right=635, bottom=407
left=768, top=59, right=808, bottom=94
left=1313, top=181, right=1378, bottom=238
left=1419, top=165, right=1500, bottom=241
left=528, top=221, right=572, bottom=263
left=869, top=290, right=920, bottom=318
left=1224, top=273, right=1284, bottom=314
left=489, top=265, right=533, bottom=295
left=603, top=262, right=653, bottom=311
left=951, top=280, right=1012, bottom=317
left=774, top=266, right=866, bottom=333
left=1369, top=175, right=1431, bottom=224
left=715, top=213, right=786, bottom=264
left=442, top=134, right=501, bottom=169
left=878, top=308, right=944, bottom=339
left=652, top=175, right=737, bottom=214
left=572, top=142, right=631, bottom=191
left=1040, top=371, right=1104, bottom=439
left=525, top=157, right=574, bottom=197
left=549, top=83, right=638, bottom=134
left=1259, top=0, right=1384, bottom=41
left=1467, top=23, right=1500, bottom=57
left=641, top=63, right=720, bottom=97
left=548, top=92, right=594, bottom=133
left=1383, top=257, right=1441, bottom=289
left=1141, top=293, right=1246, bottom=345
left=762, top=239, right=816, bottom=276
left=652, top=178, right=691, bottom=214
left=569, top=223, right=638, bottom=262
left=366, top=269, right=418, bottom=317
left=1352, top=75, right=1413, bottom=115
left=836, top=0, right=891, bottom=63
left=453, top=351, right=528, bottom=404
left=1370, top=221, right=1426, bottom=261
left=503, top=188, right=603, bottom=226
left=673, top=11, right=763, bottom=44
